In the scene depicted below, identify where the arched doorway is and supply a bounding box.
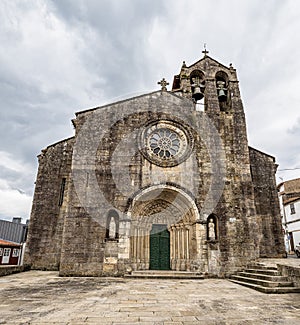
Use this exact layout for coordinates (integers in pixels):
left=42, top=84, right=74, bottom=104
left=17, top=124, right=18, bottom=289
left=128, top=185, right=200, bottom=271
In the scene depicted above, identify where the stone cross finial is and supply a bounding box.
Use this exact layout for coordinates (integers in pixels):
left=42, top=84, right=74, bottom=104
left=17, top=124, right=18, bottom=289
left=158, top=78, right=169, bottom=91
left=202, top=43, right=209, bottom=56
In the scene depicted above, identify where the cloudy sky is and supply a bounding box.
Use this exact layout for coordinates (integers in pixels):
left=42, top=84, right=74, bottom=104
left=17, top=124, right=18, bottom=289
left=1, top=0, right=300, bottom=222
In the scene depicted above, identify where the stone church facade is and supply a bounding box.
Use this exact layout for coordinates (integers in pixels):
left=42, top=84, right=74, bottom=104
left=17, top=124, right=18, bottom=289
left=25, top=53, right=285, bottom=277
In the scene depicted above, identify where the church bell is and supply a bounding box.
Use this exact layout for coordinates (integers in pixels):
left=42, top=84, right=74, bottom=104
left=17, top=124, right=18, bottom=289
left=192, top=85, right=204, bottom=101
left=217, top=88, right=227, bottom=101
left=217, top=81, right=227, bottom=102
left=191, top=77, right=205, bottom=102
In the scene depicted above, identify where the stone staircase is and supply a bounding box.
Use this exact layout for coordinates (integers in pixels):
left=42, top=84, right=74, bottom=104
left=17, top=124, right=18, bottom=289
left=229, top=264, right=300, bottom=294
left=125, top=270, right=204, bottom=279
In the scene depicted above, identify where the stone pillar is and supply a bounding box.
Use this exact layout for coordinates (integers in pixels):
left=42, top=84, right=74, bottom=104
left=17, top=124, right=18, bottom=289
left=142, top=229, right=145, bottom=268
left=197, top=222, right=208, bottom=273
left=145, top=230, right=149, bottom=269
left=186, top=226, right=190, bottom=260
left=176, top=225, right=180, bottom=270
left=140, top=227, right=146, bottom=269
left=133, top=228, right=138, bottom=269
left=118, top=220, right=130, bottom=260
left=169, top=226, right=173, bottom=269
left=170, top=226, right=176, bottom=270
left=185, top=225, right=190, bottom=271
left=137, top=228, right=141, bottom=266
left=180, top=226, right=185, bottom=270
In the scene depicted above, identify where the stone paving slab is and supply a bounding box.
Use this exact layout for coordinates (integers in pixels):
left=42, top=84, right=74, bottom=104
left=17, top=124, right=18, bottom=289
left=0, top=271, right=299, bottom=324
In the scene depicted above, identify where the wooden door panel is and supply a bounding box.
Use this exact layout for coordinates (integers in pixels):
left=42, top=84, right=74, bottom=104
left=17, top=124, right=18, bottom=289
left=150, top=224, right=170, bottom=270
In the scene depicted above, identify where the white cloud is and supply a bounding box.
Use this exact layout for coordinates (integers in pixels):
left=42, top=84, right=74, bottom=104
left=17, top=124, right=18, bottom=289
left=0, top=185, right=32, bottom=221
left=0, top=150, right=33, bottom=220
left=0, top=1, right=106, bottom=106
left=1, top=0, right=300, bottom=220
left=0, top=150, right=32, bottom=174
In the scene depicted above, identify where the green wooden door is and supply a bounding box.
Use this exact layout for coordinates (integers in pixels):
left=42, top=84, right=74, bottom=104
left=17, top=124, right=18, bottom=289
left=150, top=224, right=170, bottom=270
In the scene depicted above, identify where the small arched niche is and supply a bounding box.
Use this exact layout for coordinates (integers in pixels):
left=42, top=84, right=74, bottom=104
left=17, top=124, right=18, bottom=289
left=105, top=209, right=119, bottom=241
left=207, top=214, right=218, bottom=241
left=215, top=71, right=229, bottom=111
left=190, top=70, right=205, bottom=104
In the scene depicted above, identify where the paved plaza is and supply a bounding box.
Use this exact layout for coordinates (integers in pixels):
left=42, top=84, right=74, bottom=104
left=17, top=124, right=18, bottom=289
left=0, top=270, right=299, bottom=324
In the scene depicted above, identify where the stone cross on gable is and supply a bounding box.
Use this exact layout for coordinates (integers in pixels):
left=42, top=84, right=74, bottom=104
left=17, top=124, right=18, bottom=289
left=202, top=43, right=209, bottom=56
left=158, top=78, right=169, bottom=91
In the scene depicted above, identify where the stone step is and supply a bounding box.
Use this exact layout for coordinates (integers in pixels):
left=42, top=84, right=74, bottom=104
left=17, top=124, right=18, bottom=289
left=237, top=271, right=288, bottom=282
left=229, top=279, right=300, bottom=294
left=248, top=264, right=278, bottom=271
left=125, top=270, right=204, bottom=279
left=230, top=275, right=294, bottom=288
left=246, top=268, right=280, bottom=276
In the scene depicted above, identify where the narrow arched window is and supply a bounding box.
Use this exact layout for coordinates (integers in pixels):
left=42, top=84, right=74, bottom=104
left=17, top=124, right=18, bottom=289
left=215, top=71, right=229, bottom=111
left=190, top=70, right=205, bottom=104
left=58, top=178, right=66, bottom=206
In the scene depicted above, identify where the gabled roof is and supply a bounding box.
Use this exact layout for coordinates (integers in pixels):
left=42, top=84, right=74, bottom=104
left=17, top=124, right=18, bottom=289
left=248, top=146, right=276, bottom=161
left=284, top=178, right=300, bottom=193
left=41, top=136, right=74, bottom=153
left=187, top=55, right=232, bottom=71
left=0, top=239, right=21, bottom=247
left=277, top=178, right=300, bottom=205
left=42, top=91, right=193, bottom=153
left=75, top=90, right=190, bottom=116
left=283, top=195, right=300, bottom=205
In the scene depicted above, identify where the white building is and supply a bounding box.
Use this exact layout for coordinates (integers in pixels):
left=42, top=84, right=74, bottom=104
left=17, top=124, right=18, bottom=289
left=277, top=178, right=300, bottom=254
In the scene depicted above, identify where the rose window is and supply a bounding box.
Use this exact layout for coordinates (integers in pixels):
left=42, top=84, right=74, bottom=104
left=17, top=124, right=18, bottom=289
left=149, top=128, right=180, bottom=159
left=139, top=120, right=193, bottom=167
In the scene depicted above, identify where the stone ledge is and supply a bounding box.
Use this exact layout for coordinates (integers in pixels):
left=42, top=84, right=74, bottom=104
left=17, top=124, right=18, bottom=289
left=277, top=264, right=300, bottom=287
left=0, top=265, right=29, bottom=277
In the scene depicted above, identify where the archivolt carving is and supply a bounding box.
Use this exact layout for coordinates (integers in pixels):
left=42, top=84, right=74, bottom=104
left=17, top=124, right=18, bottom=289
left=130, top=188, right=198, bottom=233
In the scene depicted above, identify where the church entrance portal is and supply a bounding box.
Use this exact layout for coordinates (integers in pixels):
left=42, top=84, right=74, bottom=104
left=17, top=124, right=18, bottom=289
left=149, top=224, right=170, bottom=270
left=128, top=185, right=200, bottom=271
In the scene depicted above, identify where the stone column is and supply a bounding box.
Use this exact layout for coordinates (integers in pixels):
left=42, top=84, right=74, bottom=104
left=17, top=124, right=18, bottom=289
left=176, top=225, right=180, bottom=270
left=133, top=228, right=138, bottom=265
left=170, top=226, right=176, bottom=270
left=169, top=226, right=173, bottom=269
left=180, top=225, right=186, bottom=270
left=186, top=226, right=190, bottom=260
left=142, top=229, right=145, bottom=265
left=141, top=227, right=146, bottom=269
left=145, top=230, right=149, bottom=269
left=185, top=225, right=190, bottom=271
left=137, top=228, right=141, bottom=265
left=118, top=220, right=130, bottom=260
